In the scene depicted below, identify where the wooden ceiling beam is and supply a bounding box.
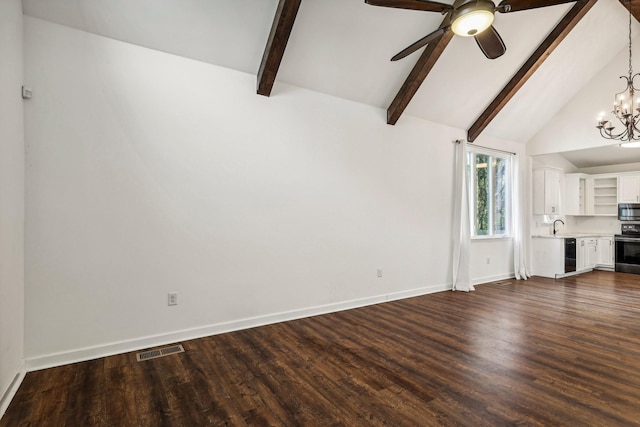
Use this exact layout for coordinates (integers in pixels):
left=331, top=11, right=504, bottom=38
left=467, top=0, right=597, bottom=142
left=618, top=0, right=640, bottom=22
left=257, top=0, right=302, bottom=97
left=387, top=19, right=454, bottom=125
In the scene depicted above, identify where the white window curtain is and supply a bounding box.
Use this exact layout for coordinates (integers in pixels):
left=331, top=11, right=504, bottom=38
left=452, top=140, right=474, bottom=292
left=512, top=155, right=531, bottom=280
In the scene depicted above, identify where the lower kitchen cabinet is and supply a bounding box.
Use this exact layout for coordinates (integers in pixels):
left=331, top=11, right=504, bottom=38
left=532, top=237, right=565, bottom=278
left=578, top=238, right=597, bottom=270
left=532, top=235, right=614, bottom=278
left=596, top=236, right=614, bottom=269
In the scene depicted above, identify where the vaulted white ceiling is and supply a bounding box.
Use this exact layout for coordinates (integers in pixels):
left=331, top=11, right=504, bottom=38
left=21, top=0, right=639, bottom=146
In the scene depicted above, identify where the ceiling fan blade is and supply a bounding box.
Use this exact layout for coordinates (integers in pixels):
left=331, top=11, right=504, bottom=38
left=497, top=0, right=577, bottom=13
left=365, top=0, right=453, bottom=13
left=475, top=26, right=506, bottom=59
left=391, top=26, right=449, bottom=61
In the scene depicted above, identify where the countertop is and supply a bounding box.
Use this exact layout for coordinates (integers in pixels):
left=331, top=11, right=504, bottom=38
left=532, top=233, right=615, bottom=239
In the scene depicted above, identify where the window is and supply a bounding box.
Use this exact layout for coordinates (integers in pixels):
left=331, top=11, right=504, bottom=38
left=467, top=148, right=512, bottom=238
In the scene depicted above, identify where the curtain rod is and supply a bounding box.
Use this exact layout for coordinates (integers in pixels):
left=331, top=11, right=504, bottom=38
left=453, top=139, right=516, bottom=156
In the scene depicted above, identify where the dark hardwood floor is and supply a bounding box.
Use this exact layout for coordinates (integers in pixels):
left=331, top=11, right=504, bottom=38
left=4, top=271, right=640, bottom=426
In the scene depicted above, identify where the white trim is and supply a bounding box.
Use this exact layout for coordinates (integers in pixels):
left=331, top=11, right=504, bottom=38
left=25, top=282, right=452, bottom=371
left=470, top=235, right=513, bottom=241
left=472, top=273, right=515, bottom=286
left=0, top=362, right=26, bottom=420
left=468, top=150, right=513, bottom=238
left=466, top=143, right=516, bottom=156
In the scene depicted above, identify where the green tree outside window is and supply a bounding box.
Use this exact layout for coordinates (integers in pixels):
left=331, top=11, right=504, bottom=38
left=467, top=151, right=511, bottom=237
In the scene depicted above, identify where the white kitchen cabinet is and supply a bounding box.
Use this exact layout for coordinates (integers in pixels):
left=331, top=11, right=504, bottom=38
left=577, top=238, right=597, bottom=271
left=564, top=173, right=586, bottom=215
left=618, top=174, right=640, bottom=203
left=532, top=236, right=610, bottom=278
left=577, top=238, right=585, bottom=270
left=586, top=238, right=597, bottom=269
left=596, top=237, right=614, bottom=268
left=531, top=237, right=565, bottom=278
left=533, top=168, right=561, bottom=215
left=591, top=176, right=618, bottom=215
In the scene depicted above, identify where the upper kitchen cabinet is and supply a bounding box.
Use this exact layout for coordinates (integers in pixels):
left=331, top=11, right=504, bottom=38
left=590, top=175, right=618, bottom=216
left=618, top=174, right=640, bottom=203
left=533, top=168, right=561, bottom=215
left=563, top=172, right=619, bottom=217
left=565, top=173, right=586, bottom=216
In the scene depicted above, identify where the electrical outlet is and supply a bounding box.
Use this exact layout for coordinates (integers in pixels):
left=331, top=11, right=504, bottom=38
left=377, top=267, right=383, bottom=278
left=168, top=292, right=178, bottom=306
left=21, top=86, right=33, bottom=99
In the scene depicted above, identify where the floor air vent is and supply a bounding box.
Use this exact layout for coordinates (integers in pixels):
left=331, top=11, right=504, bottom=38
left=494, top=281, right=513, bottom=286
left=136, top=344, right=185, bottom=362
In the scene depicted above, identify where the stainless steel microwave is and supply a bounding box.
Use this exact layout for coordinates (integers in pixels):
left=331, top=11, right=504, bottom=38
left=619, top=203, right=640, bottom=221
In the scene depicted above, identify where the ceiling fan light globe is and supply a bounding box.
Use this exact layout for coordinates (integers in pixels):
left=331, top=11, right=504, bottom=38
left=451, top=2, right=495, bottom=37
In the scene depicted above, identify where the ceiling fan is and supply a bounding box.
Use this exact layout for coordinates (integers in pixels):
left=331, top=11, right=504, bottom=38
left=365, top=0, right=580, bottom=61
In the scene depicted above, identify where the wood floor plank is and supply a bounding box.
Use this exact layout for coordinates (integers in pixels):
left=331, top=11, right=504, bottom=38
left=4, top=271, right=640, bottom=425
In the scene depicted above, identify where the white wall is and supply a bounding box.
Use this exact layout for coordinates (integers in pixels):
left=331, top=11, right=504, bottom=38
left=470, top=239, right=514, bottom=285
left=579, top=162, right=640, bottom=175
left=565, top=216, right=620, bottom=235
left=527, top=34, right=640, bottom=156
left=532, top=154, right=578, bottom=172
left=23, top=17, right=523, bottom=367
left=467, top=137, right=528, bottom=284
left=0, top=0, right=25, bottom=417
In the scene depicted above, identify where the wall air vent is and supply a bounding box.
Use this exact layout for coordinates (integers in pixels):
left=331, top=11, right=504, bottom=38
left=136, top=344, right=185, bottom=362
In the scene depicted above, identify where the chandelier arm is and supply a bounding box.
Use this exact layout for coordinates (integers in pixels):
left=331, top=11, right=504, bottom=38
left=596, top=0, right=640, bottom=143
left=599, top=126, right=628, bottom=140
left=631, top=73, right=640, bottom=91
left=602, top=121, right=633, bottom=140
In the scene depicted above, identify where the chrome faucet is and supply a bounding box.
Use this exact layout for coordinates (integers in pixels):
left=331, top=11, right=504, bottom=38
left=553, top=219, right=565, bottom=235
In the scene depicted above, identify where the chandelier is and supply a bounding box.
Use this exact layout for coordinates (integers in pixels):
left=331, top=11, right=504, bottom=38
left=596, top=1, right=640, bottom=145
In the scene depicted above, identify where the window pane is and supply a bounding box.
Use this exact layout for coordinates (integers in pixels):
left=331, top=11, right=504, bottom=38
left=474, top=154, right=490, bottom=236
left=467, top=153, right=473, bottom=223
left=493, top=156, right=507, bottom=235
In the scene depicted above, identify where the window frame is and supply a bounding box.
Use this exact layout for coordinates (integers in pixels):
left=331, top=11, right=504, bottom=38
left=467, top=147, right=513, bottom=240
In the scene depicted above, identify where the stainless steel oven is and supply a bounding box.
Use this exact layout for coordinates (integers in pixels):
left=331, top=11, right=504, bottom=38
left=615, top=224, right=640, bottom=274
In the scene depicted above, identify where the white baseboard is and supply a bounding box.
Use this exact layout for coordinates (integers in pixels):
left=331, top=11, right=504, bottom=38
left=0, top=363, right=26, bottom=420
left=473, top=272, right=516, bottom=286
left=26, top=282, right=452, bottom=371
